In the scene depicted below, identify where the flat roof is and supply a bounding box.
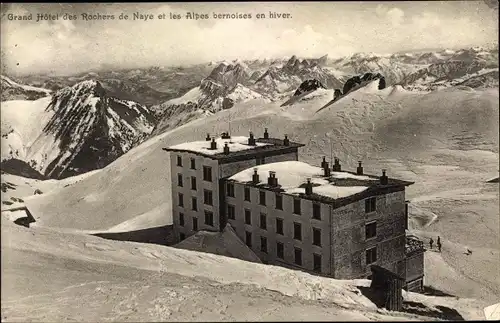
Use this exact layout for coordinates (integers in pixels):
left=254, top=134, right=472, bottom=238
left=163, top=136, right=304, bottom=162
left=227, top=161, right=414, bottom=207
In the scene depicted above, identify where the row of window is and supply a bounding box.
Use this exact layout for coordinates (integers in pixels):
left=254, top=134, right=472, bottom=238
left=177, top=156, right=197, bottom=170
left=179, top=211, right=214, bottom=228
left=227, top=183, right=323, bottom=220
left=228, top=207, right=323, bottom=246
left=178, top=191, right=213, bottom=209
left=245, top=233, right=322, bottom=271
left=179, top=231, right=378, bottom=268
left=177, top=169, right=213, bottom=184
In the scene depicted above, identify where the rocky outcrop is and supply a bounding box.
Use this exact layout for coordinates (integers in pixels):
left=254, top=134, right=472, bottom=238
left=293, top=79, right=326, bottom=96
left=334, top=89, right=342, bottom=100
left=342, top=73, right=386, bottom=95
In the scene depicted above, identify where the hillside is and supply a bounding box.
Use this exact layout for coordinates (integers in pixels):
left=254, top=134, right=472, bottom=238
left=1, top=218, right=487, bottom=321
left=1, top=75, right=51, bottom=101
left=7, top=81, right=497, bottom=306
left=1, top=80, right=155, bottom=179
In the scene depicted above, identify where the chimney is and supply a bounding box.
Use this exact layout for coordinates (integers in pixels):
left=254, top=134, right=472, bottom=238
left=380, top=169, right=388, bottom=185
left=283, top=134, right=290, bottom=146
left=210, top=137, right=217, bottom=150
left=357, top=161, right=364, bottom=175
left=321, top=156, right=327, bottom=169
left=223, top=142, right=230, bottom=154
left=323, top=161, right=331, bottom=177
left=267, top=171, right=278, bottom=187
left=305, top=178, right=313, bottom=195
left=248, top=131, right=256, bottom=146
left=332, top=157, right=341, bottom=172
left=264, top=128, right=269, bottom=139
left=206, top=133, right=211, bottom=141
left=252, top=169, right=260, bottom=184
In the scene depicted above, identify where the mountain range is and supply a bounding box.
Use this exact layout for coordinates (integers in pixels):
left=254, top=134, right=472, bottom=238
left=1, top=45, right=498, bottom=321
left=1, top=46, right=498, bottom=179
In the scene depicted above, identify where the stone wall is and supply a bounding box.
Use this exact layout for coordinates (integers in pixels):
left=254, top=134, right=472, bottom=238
left=332, top=190, right=407, bottom=279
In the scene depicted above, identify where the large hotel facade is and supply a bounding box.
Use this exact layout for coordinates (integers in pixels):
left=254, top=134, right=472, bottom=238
left=163, top=129, right=425, bottom=292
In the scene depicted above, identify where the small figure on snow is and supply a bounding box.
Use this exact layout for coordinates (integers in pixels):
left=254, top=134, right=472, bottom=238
left=437, top=236, right=442, bottom=252
left=429, top=238, right=434, bottom=250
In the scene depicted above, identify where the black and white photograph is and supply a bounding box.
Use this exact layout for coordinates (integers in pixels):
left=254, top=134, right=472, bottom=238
left=1, top=1, right=499, bottom=321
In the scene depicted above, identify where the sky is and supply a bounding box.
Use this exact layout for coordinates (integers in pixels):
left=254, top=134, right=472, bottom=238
left=1, top=1, right=498, bottom=76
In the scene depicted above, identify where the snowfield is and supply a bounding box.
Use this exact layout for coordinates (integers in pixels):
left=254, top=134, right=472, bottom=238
left=1, top=80, right=498, bottom=320
left=0, top=219, right=487, bottom=321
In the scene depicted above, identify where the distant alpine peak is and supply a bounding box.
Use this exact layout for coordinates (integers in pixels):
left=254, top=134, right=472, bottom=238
left=56, top=79, right=105, bottom=98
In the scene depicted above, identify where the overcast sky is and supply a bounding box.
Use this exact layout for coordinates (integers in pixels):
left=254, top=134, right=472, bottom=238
left=1, top=1, right=498, bottom=76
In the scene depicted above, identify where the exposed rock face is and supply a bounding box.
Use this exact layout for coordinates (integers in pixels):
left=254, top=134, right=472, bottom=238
left=222, top=97, right=234, bottom=110
left=342, top=73, right=386, bottom=95
left=334, top=89, right=343, bottom=100
left=1, top=80, right=155, bottom=179
left=293, top=79, right=326, bottom=97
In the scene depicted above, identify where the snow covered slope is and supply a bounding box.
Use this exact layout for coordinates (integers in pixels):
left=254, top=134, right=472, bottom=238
left=3, top=81, right=496, bottom=303
left=1, top=75, right=51, bottom=101
left=1, top=80, right=155, bottom=179
left=1, top=219, right=487, bottom=321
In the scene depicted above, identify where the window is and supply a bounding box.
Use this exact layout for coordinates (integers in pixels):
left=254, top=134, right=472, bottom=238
left=245, top=209, right=251, bottom=225
left=245, top=231, right=252, bottom=247
left=276, top=218, right=284, bottom=235
left=366, top=247, right=377, bottom=264
left=294, top=222, right=302, bottom=241
left=192, top=217, right=198, bottom=231
left=275, top=194, right=283, bottom=210
left=177, top=174, right=183, bottom=187
left=178, top=193, right=184, bottom=207
left=244, top=187, right=251, bottom=201
left=365, top=197, right=377, bottom=213
left=227, top=182, right=235, bottom=197
left=260, top=213, right=267, bottom=230
left=313, top=254, right=322, bottom=272
left=204, top=190, right=213, bottom=206
left=256, top=157, right=265, bottom=165
left=227, top=204, right=235, bottom=220
left=177, top=155, right=182, bottom=167
left=313, top=228, right=321, bottom=246
left=203, top=166, right=212, bottom=182
left=180, top=233, right=186, bottom=241
left=313, top=203, right=321, bottom=220
left=260, top=236, right=267, bottom=253
left=294, top=247, right=302, bottom=266
left=191, top=177, right=197, bottom=190
left=293, top=198, right=301, bottom=215
left=205, top=210, right=214, bottom=226
left=190, top=158, right=196, bottom=170
left=276, top=242, right=284, bottom=259
left=259, top=191, right=266, bottom=206
left=179, top=212, right=185, bottom=226
left=365, top=221, right=377, bottom=240
left=191, top=197, right=198, bottom=211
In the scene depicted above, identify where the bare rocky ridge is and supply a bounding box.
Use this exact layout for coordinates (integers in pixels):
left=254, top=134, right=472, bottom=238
left=1, top=80, right=155, bottom=179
